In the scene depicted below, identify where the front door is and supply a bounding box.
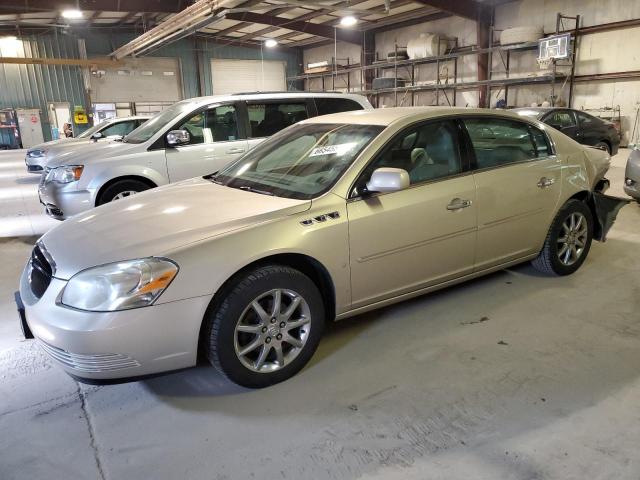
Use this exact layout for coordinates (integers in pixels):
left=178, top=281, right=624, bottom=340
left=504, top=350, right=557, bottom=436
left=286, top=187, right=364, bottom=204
left=165, top=104, right=247, bottom=182
left=347, top=119, right=477, bottom=308
left=463, top=117, right=562, bottom=270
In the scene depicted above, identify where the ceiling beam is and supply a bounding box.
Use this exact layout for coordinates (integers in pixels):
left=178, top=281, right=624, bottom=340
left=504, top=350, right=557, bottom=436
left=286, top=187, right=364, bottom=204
left=0, top=0, right=192, bottom=14
left=0, top=56, right=121, bottom=66
left=224, top=11, right=363, bottom=44
left=413, top=0, right=492, bottom=24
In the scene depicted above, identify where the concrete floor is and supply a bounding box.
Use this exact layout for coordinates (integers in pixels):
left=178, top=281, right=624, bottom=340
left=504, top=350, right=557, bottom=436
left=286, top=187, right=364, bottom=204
left=1, top=148, right=639, bottom=480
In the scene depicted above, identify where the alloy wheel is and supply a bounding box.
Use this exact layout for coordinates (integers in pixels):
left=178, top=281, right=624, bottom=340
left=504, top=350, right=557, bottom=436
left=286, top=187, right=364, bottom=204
left=112, top=190, right=137, bottom=201
left=234, top=289, right=311, bottom=373
left=557, top=212, right=588, bottom=266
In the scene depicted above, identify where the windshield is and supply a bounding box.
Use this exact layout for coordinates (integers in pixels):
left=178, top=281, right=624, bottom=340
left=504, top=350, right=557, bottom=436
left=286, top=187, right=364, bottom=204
left=213, top=123, right=384, bottom=200
left=77, top=120, right=109, bottom=138
left=124, top=100, right=202, bottom=144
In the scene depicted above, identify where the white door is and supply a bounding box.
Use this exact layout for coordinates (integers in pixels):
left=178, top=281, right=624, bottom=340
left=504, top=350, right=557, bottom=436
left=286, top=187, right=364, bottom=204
left=165, top=103, right=248, bottom=182
left=211, top=59, right=286, bottom=94
left=16, top=109, right=45, bottom=148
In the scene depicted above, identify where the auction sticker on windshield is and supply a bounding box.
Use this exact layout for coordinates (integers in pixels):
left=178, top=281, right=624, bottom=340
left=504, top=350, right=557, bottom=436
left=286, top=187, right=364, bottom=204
left=309, top=142, right=357, bottom=157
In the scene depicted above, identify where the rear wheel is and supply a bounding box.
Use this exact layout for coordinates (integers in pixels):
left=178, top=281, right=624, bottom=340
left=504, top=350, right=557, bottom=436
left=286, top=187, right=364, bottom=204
left=532, top=199, right=593, bottom=276
left=97, top=179, right=151, bottom=205
left=204, top=265, right=325, bottom=388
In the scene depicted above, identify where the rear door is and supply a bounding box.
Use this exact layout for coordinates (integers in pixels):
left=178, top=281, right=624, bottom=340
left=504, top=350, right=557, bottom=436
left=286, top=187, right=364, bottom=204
left=575, top=111, right=607, bottom=148
left=464, top=117, right=562, bottom=270
left=244, top=99, right=312, bottom=151
left=315, top=97, right=365, bottom=116
left=165, top=103, right=248, bottom=182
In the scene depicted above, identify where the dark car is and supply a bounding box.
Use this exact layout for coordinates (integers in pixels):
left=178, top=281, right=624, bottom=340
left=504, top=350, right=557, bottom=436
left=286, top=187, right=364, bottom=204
left=514, top=107, right=620, bottom=155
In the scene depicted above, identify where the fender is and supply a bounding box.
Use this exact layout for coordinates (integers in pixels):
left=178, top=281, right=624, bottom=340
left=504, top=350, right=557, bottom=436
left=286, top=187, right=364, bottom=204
left=87, top=165, right=169, bottom=205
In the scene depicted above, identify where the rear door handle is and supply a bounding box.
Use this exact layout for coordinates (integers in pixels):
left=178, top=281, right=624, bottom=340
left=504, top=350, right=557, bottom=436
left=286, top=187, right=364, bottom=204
left=537, top=177, right=555, bottom=188
left=226, top=147, right=245, bottom=154
left=447, top=198, right=472, bottom=211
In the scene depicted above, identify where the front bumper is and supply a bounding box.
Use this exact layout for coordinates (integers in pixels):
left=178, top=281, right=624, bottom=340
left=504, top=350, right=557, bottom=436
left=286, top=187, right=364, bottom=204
left=25, top=155, right=47, bottom=173
left=624, top=179, right=640, bottom=200
left=19, top=262, right=211, bottom=380
left=38, top=179, right=93, bottom=220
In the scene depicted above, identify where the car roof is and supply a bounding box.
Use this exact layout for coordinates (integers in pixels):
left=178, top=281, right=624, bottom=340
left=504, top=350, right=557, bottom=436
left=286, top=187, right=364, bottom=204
left=300, top=106, right=530, bottom=127
left=106, top=115, right=150, bottom=123
left=182, top=91, right=371, bottom=109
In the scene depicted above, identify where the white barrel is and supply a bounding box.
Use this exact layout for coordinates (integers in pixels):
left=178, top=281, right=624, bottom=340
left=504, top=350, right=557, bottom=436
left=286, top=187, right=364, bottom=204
left=407, top=33, right=447, bottom=59
left=500, top=26, right=543, bottom=45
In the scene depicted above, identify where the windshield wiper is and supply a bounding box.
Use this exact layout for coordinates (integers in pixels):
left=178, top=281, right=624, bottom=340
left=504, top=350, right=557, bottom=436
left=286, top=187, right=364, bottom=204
left=238, top=185, right=274, bottom=196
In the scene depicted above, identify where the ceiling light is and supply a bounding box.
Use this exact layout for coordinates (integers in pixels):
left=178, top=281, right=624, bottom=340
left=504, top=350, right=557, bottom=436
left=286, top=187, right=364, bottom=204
left=340, top=16, right=358, bottom=27
left=264, top=39, right=278, bottom=48
left=62, top=9, right=83, bottom=19
left=1, top=36, right=17, bottom=42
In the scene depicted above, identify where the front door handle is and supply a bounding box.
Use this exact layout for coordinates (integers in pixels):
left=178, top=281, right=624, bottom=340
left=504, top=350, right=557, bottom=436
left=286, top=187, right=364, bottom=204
left=226, top=147, right=245, bottom=154
left=447, top=198, right=472, bottom=211
left=537, top=177, right=555, bottom=188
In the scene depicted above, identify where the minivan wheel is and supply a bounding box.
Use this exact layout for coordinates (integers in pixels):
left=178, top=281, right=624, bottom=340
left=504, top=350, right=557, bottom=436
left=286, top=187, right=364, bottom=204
left=532, top=199, right=593, bottom=276
left=97, top=179, right=151, bottom=205
left=204, top=265, right=325, bottom=388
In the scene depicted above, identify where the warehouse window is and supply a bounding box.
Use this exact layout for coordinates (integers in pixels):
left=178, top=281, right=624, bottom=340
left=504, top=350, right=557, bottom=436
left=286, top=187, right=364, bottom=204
left=464, top=118, right=541, bottom=169
left=247, top=102, right=309, bottom=138
left=315, top=98, right=364, bottom=116
left=176, top=105, right=238, bottom=145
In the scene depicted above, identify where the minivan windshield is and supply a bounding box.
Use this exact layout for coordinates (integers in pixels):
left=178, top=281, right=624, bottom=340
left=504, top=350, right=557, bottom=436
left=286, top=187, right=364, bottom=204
left=212, top=123, right=384, bottom=200
left=124, top=100, right=201, bottom=144
left=77, top=120, right=109, bottom=138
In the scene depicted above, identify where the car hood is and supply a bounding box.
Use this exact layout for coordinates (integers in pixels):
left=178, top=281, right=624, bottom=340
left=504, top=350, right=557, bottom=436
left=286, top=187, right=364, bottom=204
left=28, top=137, right=81, bottom=152
left=44, top=140, right=136, bottom=167
left=40, top=177, right=311, bottom=279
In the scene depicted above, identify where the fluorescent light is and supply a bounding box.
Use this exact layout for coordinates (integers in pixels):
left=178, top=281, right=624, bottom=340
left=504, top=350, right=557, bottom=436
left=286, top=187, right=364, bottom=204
left=340, top=16, right=358, bottom=27
left=264, top=39, right=278, bottom=48
left=62, top=9, right=83, bottom=19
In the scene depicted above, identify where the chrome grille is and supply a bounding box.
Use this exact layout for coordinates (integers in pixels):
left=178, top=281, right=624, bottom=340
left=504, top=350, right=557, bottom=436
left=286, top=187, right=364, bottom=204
left=38, top=341, right=141, bottom=373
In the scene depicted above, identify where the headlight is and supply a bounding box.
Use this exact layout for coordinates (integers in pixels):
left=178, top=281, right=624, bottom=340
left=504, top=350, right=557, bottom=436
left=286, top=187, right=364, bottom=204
left=45, top=165, right=84, bottom=184
left=60, top=258, right=178, bottom=312
left=28, top=149, right=46, bottom=158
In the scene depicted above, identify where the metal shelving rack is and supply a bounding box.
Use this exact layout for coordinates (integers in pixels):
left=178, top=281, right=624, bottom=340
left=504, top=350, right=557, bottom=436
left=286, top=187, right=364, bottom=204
left=288, top=16, right=580, bottom=108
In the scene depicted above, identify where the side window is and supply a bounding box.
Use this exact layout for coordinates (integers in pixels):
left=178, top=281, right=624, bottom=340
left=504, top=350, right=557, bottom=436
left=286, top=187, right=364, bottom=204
left=247, top=102, right=309, bottom=138
left=546, top=111, right=576, bottom=128
left=464, top=118, right=538, bottom=169
left=176, top=105, right=238, bottom=145
left=315, top=98, right=363, bottom=116
left=528, top=125, right=551, bottom=157
left=362, top=120, right=462, bottom=187
left=101, top=121, right=135, bottom=137
left=576, top=111, right=597, bottom=127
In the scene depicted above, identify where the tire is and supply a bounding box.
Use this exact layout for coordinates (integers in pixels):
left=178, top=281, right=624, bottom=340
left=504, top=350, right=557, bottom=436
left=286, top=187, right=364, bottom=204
left=97, top=179, right=151, bottom=205
left=204, top=265, right=325, bottom=388
left=532, top=199, right=593, bottom=276
left=595, top=141, right=610, bottom=155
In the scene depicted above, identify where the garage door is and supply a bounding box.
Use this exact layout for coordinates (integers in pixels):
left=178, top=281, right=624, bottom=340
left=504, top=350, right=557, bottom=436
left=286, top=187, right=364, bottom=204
left=211, top=59, right=286, bottom=94
left=89, top=57, right=182, bottom=103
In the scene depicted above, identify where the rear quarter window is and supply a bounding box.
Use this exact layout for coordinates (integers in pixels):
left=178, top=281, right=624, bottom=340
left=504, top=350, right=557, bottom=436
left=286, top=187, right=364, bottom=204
left=315, top=98, right=364, bottom=116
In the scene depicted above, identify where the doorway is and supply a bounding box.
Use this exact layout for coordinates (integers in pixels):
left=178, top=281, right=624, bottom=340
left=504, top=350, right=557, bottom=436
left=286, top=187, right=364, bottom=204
left=48, top=102, right=71, bottom=139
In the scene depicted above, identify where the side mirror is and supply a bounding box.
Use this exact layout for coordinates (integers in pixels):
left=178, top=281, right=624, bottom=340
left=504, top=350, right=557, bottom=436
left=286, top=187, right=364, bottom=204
left=90, top=132, right=103, bottom=142
left=366, top=167, right=410, bottom=193
left=166, top=129, right=190, bottom=147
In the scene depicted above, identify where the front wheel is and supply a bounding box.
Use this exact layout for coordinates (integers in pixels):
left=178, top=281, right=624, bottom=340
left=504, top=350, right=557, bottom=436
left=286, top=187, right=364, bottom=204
left=532, top=199, right=593, bottom=276
left=97, top=179, right=151, bottom=206
left=204, top=265, right=325, bottom=388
